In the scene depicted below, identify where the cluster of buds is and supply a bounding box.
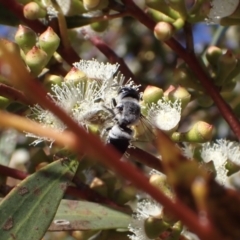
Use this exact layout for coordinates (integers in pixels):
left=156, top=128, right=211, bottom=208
left=140, top=85, right=213, bottom=143
left=15, top=25, right=60, bottom=76
left=206, top=46, right=240, bottom=92
left=148, top=0, right=240, bottom=41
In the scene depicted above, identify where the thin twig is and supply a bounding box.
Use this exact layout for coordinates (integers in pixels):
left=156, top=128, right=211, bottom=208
left=0, top=83, right=31, bottom=105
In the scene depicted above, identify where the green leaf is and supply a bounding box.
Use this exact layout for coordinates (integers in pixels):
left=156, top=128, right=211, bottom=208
left=0, top=159, right=79, bottom=240
left=49, top=199, right=131, bottom=231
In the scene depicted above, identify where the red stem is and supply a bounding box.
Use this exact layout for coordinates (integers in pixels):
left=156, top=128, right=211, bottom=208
left=126, top=0, right=240, bottom=140
left=0, top=0, right=80, bottom=66
left=0, top=83, right=31, bottom=105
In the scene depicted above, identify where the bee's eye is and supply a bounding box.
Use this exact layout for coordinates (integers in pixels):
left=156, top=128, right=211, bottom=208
left=116, top=104, right=123, bottom=112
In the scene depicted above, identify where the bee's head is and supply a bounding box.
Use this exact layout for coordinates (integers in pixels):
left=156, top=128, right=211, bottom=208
left=118, top=86, right=140, bottom=101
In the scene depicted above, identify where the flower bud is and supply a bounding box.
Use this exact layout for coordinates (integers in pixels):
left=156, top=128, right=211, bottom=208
left=91, top=20, right=109, bottom=32
left=90, top=177, right=108, bottom=197
left=142, top=85, right=163, bottom=104
left=55, top=0, right=87, bottom=16
left=0, top=96, right=11, bottom=109
left=64, top=67, right=88, bottom=83
left=39, top=27, right=60, bottom=61
left=173, top=67, right=204, bottom=91
left=15, top=25, right=36, bottom=54
left=171, top=121, right=213, bottom=143
left=215, top=50, right=237, bottom=86
left=197, top=95, right=213, bottom=107
left=23, top=2, right=47, bottom=20
left=100, top=172, right=117, bottom=193
left=25, top=46, right=48, bottom=76
left=146, top=0, right=179, bottom=19
left=221, top=79, right=237, bottom=93
left=114, top=185, right=136, bottom=204
left=154, top=21, right=175, bottom=41
left=225, top=58, right=240, bottom=82
left=144, top=217, right=170, bottom=239
left=83, top=0, right=109, bottom=11
left=206, top=46, right=222, bottom=70
left=168, top=86, right=191, bottom=110
left=147, top=8, right=175, bottom=23
left=43, top=74, right=63, bottom=92
left=149, top=174, right=173, bottom=198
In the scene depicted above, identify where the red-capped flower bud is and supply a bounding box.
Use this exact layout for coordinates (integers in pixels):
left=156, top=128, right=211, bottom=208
left=25, top=46, right=48, bottom=76
left=23, top=2, right=47, bottom=20
left=143, top=85, right=163, bottom=104
left=15, top=25, right=36, bottom=54
left=39, top=27, right=60, bottom=59
left=171, top=121, right=213, bottom=143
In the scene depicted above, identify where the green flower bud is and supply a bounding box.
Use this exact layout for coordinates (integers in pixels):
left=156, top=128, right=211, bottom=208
left=168, top=0, right=188, bottom=19
left=226, top=160, right=240, bottom=176
left=147, top=8, right=175, bottom=23
left=91, top=20, right=109, bottom=32
left=39, top=27, right=60, bottom=60
left=143, top=85, right=163, bottom=104
left=171, top=121, right=213, bottom=143
left=215, top=50, right=237, bottom=86
left=83, top=0, right=109, bottom=11
left=221, top=79, right=237, bottom=93
left=23, top=2, right=47, bottom=20
left=167, top=221, right=183, bottom=240
left=168, top=86, right=191, bottom=110
left=173, top=67, right=204, bottom=91
left=43, top=74, right=63, bottom=92
left=172, top=17, right=185, bottom=30
left=25, top=46, right=48, bottom=76
left=55, top=0, right=87, bottom=16
left=146, top=0, right=180, bottom=19
left=197, top=95, right=213, bottom=107
left=225, top=58, right=240, bottom=82
left=205, top=46, right=222, bottom=70
left=149, top=174, right=173, bottom=198
left=0, top=96, right=11, bottom=109
left=15, top=25, right=36, bottom=54
left=100, top=172, right=117, bottom=193
left=144, top=217, right=170, bottom=239
left=64, top=67, right=88, bottom=83
left=90, top=177, right=108, bottom=197
left=154, top=21, right=175, bottom=41
left=114, top=185, right=136, bottom=204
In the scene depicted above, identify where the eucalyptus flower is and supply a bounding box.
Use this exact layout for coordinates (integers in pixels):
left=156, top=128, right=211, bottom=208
left=201, top=139, right=240, bottom=185
left=146, top=98, right=181, bottom=132
left=128, top=198, right=162, bottom=240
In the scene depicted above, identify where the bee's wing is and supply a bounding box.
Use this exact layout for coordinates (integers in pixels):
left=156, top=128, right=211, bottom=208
left=132, top=115, right=156, bottom=146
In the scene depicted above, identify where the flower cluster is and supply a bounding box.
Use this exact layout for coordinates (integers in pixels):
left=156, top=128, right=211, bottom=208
left=27, top=59, right=182, bottom=148
left=201, top=139, right=240, bottom=185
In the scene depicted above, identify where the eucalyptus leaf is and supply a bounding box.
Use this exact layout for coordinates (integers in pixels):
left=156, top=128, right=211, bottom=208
left=0, top=159, right=79, bottom=240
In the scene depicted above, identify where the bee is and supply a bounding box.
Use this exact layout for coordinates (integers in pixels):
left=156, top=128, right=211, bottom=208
left=106, top=86, right=153, bottom=155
